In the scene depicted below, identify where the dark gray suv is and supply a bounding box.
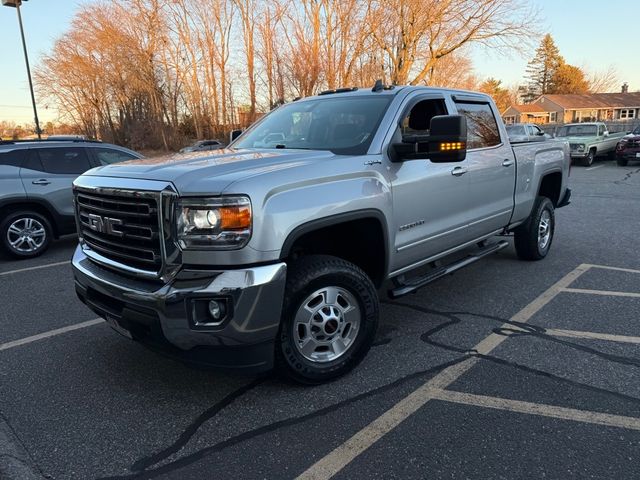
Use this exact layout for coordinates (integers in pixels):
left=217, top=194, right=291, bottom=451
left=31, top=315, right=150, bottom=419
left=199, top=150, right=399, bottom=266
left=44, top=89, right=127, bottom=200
left=0, top=140, right=142, bottom=258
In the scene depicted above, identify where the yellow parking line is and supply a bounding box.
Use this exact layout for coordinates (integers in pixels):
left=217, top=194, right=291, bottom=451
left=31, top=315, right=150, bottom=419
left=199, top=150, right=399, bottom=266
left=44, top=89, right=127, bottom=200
left=434, top=390, right=640, bottom=431
left=562, top=288, right=640, bottom=298
left=295, top=264, right=591, bottom=480
left=546, top=328, right=640, bottom=344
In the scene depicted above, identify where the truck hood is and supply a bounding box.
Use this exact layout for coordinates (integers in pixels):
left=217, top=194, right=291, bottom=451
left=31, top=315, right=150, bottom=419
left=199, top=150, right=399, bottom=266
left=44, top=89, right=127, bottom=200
left=83, top=148, right=334, bottom=195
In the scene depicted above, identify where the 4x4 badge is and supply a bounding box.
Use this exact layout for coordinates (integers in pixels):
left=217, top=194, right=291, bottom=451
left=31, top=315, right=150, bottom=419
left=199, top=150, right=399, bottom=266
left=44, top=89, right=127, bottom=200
left=87, top=213, right=124, bottom=237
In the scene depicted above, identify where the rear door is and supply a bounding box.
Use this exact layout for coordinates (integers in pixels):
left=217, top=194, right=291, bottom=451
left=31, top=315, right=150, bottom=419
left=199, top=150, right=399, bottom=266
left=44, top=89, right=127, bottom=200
left=454, top=98, right=516, bottom=238
left=20, top=146, right=93, bottom=219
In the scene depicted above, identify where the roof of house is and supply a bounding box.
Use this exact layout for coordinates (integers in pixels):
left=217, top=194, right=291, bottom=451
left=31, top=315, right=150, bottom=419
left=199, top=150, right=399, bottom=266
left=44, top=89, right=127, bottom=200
left=540, top=93, right=640, bottom=109
left=506, top=104, right=548, bottom=113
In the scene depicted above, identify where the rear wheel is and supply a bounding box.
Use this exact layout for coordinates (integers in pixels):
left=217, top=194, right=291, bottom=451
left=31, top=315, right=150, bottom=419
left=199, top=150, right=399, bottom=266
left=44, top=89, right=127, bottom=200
left=275, top=255, right=379, bottom=384
left=0, top=211, right=52, bottom=258
left=514, top=196, right=555, bottom=261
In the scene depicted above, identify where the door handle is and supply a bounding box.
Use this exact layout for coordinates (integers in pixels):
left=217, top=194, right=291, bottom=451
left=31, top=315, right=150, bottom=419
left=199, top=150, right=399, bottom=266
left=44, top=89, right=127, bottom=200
left=451, top=166, right=468, bottom=177
left=502, top=159, right=515, bottom=167
left=32, top=179, right=51, bottom=186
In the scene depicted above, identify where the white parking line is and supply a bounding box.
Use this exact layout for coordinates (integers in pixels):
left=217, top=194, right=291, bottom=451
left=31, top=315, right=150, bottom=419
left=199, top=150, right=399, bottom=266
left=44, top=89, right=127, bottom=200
left=296, top=264, right=590, bottom=480
left=562, top=287, right=640, bottom=298
left=0, top=318, right=104, bottom=353
left=433, top=390, right=640, bottom=431
left=546, top=328, right=640, bottom=344
left=0, top=260, right=70, bottom=277
left=585, top=164, right=605, bottom=171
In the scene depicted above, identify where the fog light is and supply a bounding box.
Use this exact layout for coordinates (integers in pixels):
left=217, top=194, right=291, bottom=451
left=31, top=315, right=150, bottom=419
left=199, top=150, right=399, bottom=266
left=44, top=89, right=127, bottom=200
left=208, top=300, right=223, bottom=320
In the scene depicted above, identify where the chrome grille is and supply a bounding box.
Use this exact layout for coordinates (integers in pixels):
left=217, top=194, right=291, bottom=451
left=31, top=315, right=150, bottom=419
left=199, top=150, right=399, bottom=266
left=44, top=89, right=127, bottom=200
left=75, top=189, right=162, bottom=273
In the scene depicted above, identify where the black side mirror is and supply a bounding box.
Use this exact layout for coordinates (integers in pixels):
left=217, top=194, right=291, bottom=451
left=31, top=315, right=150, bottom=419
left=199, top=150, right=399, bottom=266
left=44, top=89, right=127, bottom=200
left=230, top=129, right=243, bottom=142
left=390, top=115, right=467, bottom=163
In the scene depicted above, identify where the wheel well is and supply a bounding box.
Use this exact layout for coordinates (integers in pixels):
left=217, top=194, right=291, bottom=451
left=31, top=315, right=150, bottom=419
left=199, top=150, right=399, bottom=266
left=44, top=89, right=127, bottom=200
left=538, top=172, right=562, bottom=207
left=282, top=217, right=387, bottom=287
left=0, top=201, right=58, bottom=237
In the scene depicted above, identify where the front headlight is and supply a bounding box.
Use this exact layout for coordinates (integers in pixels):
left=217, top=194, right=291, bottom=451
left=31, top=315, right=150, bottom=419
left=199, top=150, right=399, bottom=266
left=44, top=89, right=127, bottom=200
left=176, top=196, right=252, bottom=250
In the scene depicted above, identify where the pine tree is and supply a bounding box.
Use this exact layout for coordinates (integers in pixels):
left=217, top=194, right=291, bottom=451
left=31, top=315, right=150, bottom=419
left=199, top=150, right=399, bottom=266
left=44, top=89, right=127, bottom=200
left=523, top=34, right=564, bottom=103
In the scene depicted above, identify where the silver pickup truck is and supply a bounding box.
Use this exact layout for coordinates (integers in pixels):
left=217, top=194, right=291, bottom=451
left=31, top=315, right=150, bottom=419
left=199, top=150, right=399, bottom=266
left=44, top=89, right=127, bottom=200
left=71, top=84, right=571, bottom=384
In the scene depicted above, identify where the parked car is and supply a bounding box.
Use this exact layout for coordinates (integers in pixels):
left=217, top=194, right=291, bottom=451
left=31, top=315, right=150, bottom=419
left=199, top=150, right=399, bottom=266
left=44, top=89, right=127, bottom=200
left=615, top=125, right=640, bottom=166
left=555, top=122, right=626, bottom=166
left=506, top=123, right=551, bottom=143
left=71, top=84, right=571, bottom=384
left=179, top=139, right=224, bottom=153
left=0, top=139, right=142, bottom=258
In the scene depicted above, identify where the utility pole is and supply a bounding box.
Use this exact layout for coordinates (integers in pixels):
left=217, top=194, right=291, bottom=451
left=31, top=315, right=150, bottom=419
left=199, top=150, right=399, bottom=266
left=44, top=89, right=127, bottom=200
left=2, top=0, right=42, bottom=139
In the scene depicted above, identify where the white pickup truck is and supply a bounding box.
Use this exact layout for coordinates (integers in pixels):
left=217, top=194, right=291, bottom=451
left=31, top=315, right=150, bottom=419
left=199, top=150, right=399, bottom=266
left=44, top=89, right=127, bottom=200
left=71, top=83, right=572, bottom=383
left=556, top=122, right=626, bottom=166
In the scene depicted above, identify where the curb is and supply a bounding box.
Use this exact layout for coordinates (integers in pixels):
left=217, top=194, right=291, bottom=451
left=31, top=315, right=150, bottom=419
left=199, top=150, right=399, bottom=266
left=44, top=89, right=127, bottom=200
left=0, top=418, right=43, bottom=480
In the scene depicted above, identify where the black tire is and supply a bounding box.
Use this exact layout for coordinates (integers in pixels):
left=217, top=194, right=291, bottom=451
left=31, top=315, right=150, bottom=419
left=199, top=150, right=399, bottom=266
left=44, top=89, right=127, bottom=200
left=275, top=255, right=379, bottom=384
left=0, top=210, right=52, bottom=259
left=582, top=149, right=595, bottom=167
left=513, top=196, right=555, bottom=261
left=617, top=157, right=629, bottom=167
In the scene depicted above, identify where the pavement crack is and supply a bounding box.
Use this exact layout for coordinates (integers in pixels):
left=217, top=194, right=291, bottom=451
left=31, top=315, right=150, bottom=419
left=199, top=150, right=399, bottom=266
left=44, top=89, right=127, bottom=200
left=614, top=167, right=640, bottom=186
left=130, top=377, right=266, bottom=473
left=98, top=357, right=467, bottom=480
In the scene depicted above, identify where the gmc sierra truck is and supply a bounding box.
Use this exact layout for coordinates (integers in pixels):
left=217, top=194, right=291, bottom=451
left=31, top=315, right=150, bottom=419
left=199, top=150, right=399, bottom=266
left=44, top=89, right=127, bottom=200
left=71, top=84, right=571, bottom=384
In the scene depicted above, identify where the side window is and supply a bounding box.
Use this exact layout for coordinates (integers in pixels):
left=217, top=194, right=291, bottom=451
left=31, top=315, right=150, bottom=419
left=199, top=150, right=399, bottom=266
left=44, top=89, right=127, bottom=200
left=0, top=149, right=26, bottom=167
left=454, top=102, right=501, bottom=149
left=36, top=148, right=92, bottom=175
left=400, top=99, right=447, bottom=139
left=598, top=125, right=605, bottom=136
left=93, top=147, right=137, bottom=165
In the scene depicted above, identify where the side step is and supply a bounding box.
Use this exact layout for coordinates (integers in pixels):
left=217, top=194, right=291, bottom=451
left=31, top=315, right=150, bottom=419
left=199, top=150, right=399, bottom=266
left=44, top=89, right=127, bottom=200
left=388, top=240, right=509, bottom=299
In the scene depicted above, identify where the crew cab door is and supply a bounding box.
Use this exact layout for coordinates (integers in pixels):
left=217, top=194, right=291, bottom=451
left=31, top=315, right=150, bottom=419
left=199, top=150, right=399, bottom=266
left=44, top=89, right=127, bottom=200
left=384, top=94, right=472, bottom=272
left=453, top=98, right=516, bottom=237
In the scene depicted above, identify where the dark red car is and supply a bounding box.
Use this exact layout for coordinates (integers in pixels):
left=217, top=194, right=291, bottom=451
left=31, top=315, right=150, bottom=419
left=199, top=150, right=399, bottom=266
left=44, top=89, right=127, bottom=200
left=615, top=125, right=640, bottom=166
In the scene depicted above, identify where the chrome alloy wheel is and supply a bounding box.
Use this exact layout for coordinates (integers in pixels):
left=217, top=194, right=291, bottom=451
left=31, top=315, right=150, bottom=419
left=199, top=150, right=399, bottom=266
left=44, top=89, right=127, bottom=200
left=293, top=286, right=362, bottom=363
left=6, top=217, right=46, bottom=253
left=538, top=210, right=551, bottom=251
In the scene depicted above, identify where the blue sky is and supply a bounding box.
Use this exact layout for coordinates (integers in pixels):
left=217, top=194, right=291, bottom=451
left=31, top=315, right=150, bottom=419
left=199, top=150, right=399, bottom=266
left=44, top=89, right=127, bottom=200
left=1, top=0, right=638, bottom=124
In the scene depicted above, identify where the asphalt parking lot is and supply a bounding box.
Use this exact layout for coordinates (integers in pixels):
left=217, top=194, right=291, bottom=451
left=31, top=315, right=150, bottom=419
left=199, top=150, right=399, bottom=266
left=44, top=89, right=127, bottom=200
left=1, top=160, right=640, bottom=480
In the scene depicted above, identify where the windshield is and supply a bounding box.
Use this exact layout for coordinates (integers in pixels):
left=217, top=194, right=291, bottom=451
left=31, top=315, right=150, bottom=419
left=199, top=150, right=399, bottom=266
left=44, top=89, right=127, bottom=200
left=506, top=125, right=526, bottom=136
left=233, top=95, right=392, bottom=155
left=556, top=125, right=598, bottom=137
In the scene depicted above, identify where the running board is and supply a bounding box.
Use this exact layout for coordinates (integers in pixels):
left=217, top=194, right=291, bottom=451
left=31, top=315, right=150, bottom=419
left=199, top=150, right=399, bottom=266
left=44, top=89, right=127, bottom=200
left=388, top=240, right=509, bottom=299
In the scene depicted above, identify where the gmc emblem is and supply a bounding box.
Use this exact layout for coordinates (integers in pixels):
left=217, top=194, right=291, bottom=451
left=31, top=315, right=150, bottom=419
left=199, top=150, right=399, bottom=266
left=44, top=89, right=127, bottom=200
left=87, top=213, right=124, bottom=237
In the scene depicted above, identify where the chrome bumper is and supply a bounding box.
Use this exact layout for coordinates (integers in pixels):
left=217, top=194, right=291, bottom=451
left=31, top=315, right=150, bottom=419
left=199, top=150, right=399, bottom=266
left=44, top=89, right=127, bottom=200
left=72, top=246, right=286, bottom=371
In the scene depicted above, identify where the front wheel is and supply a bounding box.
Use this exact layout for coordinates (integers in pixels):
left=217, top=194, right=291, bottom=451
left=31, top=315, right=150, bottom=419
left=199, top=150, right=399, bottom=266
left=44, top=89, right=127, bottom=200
left=275, top=255, right=379, bottom=384
left=582, top=149, right=595, bottom=166
left=0, top=211, right=52, bottom=259
left=514, top=196, right=555, bottom=261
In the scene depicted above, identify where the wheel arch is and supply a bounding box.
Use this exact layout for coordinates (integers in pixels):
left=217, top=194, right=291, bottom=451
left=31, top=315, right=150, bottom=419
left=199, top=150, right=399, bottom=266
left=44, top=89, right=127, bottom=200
left=280, top=209, right=389, bottom=288
left=0, top=198, right=61, bottom=238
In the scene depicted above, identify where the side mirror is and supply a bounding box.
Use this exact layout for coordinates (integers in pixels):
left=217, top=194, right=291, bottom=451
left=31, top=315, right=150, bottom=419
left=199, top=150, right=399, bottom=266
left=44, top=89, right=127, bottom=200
left=537, top=130, right=545, bottom=136
left=603, top=131, right=609, bottom=137
left=230, top=129, right=243, bottom=142
left=390, top=115, right=467, bottom=163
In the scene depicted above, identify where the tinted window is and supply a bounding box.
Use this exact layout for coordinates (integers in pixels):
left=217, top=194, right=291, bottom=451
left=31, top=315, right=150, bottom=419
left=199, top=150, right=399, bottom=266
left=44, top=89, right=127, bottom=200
left=455, top=102, right=501, bottom=149
left=93, top=147, right=137, bottom=165
left=0, top=149, right=25, bottom=167
left=37, top=148, right=91, bottom=174
left=233, top=96, right=392, bottom=155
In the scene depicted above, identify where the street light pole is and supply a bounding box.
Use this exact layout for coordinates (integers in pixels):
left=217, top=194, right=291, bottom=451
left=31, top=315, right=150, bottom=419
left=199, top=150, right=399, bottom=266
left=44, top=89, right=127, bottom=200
left=3, top=0, right=41, bottom=139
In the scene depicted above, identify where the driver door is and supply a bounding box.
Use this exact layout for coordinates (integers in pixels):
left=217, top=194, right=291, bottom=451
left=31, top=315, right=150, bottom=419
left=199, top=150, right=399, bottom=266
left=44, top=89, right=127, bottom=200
left=385, top=95, right=473, bottom=273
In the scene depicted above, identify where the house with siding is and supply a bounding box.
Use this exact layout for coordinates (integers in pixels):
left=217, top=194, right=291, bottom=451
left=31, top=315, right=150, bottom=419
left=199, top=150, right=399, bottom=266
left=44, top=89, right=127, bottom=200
left=503, top=92, right=640, bottom=125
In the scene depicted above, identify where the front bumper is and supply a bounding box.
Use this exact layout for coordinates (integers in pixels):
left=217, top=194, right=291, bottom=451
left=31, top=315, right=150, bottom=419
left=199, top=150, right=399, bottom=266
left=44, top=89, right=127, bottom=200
left=570, top=152, right=589, bottom=159
left=616, top=150, right=640, bottom=159
left=72, top=246, right=286, bottom=373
